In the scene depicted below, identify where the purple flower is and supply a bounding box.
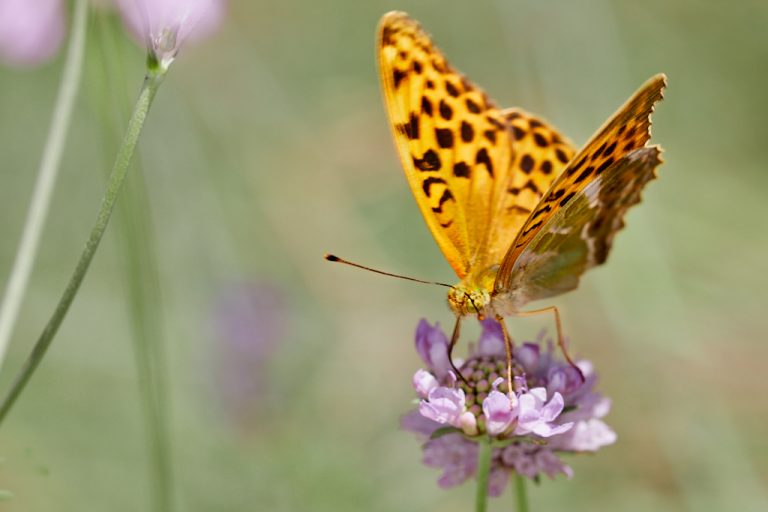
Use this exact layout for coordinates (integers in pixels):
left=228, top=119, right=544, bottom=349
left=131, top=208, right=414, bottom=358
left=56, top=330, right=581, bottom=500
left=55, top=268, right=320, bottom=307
left=210, top=282, right=286, bottom=430
left=115, top=0, right=226, bottom=67
left=0, top=0, right=65, bottom=66
left=402, top=318, right=616, bottom=495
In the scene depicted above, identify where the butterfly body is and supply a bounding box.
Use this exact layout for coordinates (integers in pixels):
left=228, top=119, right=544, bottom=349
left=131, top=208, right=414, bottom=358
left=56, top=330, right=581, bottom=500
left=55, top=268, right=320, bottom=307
left=378, top=12, right=664, bottom=319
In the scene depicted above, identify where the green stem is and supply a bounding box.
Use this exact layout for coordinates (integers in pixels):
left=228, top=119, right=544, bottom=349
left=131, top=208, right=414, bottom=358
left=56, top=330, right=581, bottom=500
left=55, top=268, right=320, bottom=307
left=0, top=0, right=88, bottom=372
left=0, top=67, right=166, bottom=427
left=476, top=436, right=493, bottom=512
left=513, top=472, right=529, bottom=512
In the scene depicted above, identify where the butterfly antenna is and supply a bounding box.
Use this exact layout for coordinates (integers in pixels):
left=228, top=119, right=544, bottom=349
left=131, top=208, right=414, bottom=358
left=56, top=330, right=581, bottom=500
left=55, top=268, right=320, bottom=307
left=324, top=254, right=453, bottom=289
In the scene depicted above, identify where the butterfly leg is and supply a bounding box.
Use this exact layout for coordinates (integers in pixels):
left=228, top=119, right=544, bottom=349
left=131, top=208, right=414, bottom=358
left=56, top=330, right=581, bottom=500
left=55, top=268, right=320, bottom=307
left=448, top=316, right=469, bottom=385
left=494, top=315, right=515, bottom=398
left=514, top=306, right=585, bottom=382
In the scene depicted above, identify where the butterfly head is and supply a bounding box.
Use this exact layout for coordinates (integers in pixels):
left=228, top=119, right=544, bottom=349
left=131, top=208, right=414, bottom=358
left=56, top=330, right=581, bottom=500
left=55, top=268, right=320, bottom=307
left=447, top=285, right=491, bottom=317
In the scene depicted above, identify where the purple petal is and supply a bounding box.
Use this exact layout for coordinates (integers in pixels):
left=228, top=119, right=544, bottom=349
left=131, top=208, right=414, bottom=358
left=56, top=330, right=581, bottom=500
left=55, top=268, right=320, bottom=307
left=531, top=421, right=573, bottom=438
left=0, top=0, right=65, bottom=66
left=514, top=343, right=540, bottom=372
left=487, top=467, right=510, bottom=497
left=414, top=319, right=452, bottom=378
left=482, top=390, right=517, bottom=436
left=422, top=434, right=478, bottom=488
left=547, top=365, right=584, bottom=396
left=540, top=392, right=565, bottom=422
left=477, top=318, right=505, bottom=357
left=412, top=369, right=438, bottom=398
left=552, top=419, right=617, bottom=451
left=419, top=387, right=466, bottom=427
left=400, top=409, right=441, bottom=437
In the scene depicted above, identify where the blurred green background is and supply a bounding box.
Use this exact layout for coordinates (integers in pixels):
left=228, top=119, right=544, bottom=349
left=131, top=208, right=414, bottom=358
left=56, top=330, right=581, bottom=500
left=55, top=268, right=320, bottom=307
left=1, top=0, right=767, bottom=510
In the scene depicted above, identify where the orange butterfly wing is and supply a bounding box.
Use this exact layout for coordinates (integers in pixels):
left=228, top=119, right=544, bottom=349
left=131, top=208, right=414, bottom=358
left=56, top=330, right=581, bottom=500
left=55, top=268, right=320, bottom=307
left=495, top=74, right=666, bottom=294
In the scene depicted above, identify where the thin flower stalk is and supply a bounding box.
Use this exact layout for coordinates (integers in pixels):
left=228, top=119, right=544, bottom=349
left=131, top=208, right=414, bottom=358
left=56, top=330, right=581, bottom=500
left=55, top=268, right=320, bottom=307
left=0, top=0, right=87, bottom=373
left=475, top=436, right=493, bottom=512
left=0, top=64, right=168, bottom=426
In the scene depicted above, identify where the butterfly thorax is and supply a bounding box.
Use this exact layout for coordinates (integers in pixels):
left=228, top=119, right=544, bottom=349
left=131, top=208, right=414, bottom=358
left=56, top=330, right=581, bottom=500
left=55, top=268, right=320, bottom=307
left=447, top=266, right=498, bottom=317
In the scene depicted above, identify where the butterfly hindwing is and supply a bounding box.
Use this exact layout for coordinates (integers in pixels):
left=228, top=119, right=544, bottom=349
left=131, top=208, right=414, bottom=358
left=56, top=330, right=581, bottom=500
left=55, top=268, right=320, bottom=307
left=479, top=108, right=577, bottom=270
left=499, top=147, right=661, bottom=303
left=495, top=74, right=666, bottom=292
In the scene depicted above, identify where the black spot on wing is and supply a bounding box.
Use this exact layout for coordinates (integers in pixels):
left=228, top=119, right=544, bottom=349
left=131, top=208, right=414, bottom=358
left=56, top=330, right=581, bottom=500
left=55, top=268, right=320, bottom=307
left=574, top=166, right=594, bottom=184
left=431, top=189, right=455, bottom=213
left=475, top=148, right=493, bottom=176
left=445, top=80, right=460, bottom=97
left=461, top=121, right=474, bottom=142
left=466, top=98, right=481, bottom=113
left=393, top=69, right=406, bottom=89
left=439, top=100, right=453, bottom=120
left=413, top=149, right=441, bottom=171
left=520, top=154, right=534, bottom=174
left=421, top=97, right=433, bottom=116
left=435, top=128, right=454, bottom=148
left=453, top=162, right=470, bottom=178
left=559, top=191, right=576, bottom=207
left=596, top=158, right=614, bottom=175
left=422, top=177, right=446, bottom=197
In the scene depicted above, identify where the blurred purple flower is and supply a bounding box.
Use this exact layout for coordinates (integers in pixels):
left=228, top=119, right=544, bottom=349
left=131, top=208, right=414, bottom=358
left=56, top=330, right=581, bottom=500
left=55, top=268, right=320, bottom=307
left=0, top=0, right=65, bottom=67
left=115, top=0, right=225, bottom=67
left=211, top=282, right=286, bottom=429
left=423, top=433, right=477, bottom=489
left=402, top=318, right=616, bottom=495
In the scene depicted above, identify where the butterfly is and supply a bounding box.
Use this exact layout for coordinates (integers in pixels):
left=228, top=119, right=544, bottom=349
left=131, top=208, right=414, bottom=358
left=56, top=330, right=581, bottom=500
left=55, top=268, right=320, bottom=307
left=371, top=11, right=665, bottom=381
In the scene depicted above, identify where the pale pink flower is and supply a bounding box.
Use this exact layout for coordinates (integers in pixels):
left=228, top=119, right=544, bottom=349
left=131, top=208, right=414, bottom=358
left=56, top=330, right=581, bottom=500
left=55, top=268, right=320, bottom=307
left=0, top=0, right=66, bottom=66
left=115, top=0, right=225, bottom=67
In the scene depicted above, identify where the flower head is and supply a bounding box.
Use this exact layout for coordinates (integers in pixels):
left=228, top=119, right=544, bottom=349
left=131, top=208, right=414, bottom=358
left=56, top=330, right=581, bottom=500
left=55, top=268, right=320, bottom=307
left=115, top=0, right=225, bottom=69
left=403, top=318, right=616, bottom=496
left=0, top=0, right=65, bottom=67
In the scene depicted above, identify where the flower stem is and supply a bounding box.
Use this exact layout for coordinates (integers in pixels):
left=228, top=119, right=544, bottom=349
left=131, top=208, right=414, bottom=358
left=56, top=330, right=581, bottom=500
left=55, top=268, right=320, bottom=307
left=513, top=472, right=529, bottom=512
left=0, top=0, right=88, bottom=373
left=0, top=67, right=167, bottom=427
left=476, top=436, right=493, bottom=512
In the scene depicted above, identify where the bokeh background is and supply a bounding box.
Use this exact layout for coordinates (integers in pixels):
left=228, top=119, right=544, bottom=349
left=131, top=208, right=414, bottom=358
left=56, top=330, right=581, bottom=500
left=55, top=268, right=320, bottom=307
left=1, top=0, right=767, bottom=510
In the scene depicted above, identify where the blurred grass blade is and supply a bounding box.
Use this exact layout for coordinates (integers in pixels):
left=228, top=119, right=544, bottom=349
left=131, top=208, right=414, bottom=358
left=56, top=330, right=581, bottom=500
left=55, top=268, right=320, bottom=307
left=0, top=0, right=88, bottom=372
left=95, top=13, right=175, bottom=511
